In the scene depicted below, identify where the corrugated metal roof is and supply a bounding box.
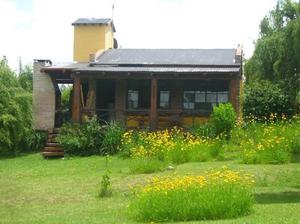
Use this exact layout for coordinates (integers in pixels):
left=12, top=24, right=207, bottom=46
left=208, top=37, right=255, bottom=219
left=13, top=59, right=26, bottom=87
left=74, top=66, right=240, bottom=73
left=93, top=49, right=239, bottom=66
left=72, top=18, right=112, bottom=25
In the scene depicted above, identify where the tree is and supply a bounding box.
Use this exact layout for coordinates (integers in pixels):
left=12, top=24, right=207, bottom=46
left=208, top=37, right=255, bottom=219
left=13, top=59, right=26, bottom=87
left=245, top=0, right=300, bottom=112
left=0, top=60, right=32, bottom=155
left=18, top=65, right=33, bottom=91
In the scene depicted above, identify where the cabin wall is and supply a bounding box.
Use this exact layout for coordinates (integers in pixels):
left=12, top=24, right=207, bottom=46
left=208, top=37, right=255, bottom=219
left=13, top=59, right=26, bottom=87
left=33, top=62, right=55, bottom=130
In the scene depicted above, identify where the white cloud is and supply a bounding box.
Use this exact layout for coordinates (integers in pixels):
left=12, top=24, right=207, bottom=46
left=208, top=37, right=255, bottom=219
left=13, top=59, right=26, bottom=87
left=0, top=0, right=277, bottom=70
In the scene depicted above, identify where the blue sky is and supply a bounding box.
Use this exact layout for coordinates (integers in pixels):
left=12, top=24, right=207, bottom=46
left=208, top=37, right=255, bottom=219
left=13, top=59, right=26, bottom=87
left=0, top=0, right=278, bottom=71
left=15, top=0, right=33, bottom=13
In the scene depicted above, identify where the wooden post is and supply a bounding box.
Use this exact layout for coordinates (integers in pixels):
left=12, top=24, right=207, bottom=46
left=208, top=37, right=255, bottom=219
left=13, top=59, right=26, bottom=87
left=115, top=80, right=126, bottom=125
left=86, top=79, right=96, bottom=116
left=229, top=77, right=240, bottom=115
left=171, top=80, right=182, bottom=111
left=150, top=78, right=158, bottom=130
left=72, top=76, right=81, bottom=123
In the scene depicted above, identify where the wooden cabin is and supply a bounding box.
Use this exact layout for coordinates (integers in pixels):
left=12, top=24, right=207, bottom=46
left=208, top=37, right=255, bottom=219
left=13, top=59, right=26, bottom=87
left=33, top=18, right=242, bottom=131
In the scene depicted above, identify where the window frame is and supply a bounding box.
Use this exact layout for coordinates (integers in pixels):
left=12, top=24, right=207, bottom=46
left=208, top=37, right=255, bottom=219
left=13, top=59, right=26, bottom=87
left=182, top=90, right=229, bottom=110
left=158, top=90, right=171, bottom=109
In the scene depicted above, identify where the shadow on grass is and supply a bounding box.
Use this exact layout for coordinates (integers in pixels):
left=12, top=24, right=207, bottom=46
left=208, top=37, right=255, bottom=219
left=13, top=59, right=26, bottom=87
left=291, top=154, right=300, bottom=163
left=255, top=190, right=300, bottom=204
left=0, top=151, right=42, bottom=161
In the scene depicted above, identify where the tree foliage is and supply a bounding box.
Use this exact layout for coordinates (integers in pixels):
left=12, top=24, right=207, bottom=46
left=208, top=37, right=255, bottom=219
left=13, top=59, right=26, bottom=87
left=243, top=80, right=291, bottom=119
left=18, top=65, right=33, bottom=91
left=245, top=0, right=300, bottom=111
left=0, top=60, right=32, bottom=155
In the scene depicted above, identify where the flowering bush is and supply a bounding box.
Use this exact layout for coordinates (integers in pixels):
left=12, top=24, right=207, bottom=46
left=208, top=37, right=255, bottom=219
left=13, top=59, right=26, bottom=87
left=129, top=168, right=254, bottom=222
left=238, top=114, right=300, bottom=164
left=120, top=127, right=223, bottom=172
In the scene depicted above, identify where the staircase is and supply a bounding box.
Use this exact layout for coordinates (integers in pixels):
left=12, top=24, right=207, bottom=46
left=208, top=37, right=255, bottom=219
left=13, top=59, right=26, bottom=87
left=42, top=128, right=64, bottom=158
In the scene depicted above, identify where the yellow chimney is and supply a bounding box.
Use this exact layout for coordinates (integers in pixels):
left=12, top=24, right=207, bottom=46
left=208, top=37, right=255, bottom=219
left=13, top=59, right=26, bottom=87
left=72, top=18, right=115, bottom=62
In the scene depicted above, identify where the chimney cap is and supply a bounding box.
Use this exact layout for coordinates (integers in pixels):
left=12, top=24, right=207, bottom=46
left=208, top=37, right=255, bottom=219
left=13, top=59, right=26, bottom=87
left=72, top=18, right=116, bottom=31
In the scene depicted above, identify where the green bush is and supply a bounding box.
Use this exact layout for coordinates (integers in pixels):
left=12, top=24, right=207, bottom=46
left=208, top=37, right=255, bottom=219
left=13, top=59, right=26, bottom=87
left=25, top=130, right=47, bottom=152
left=190, top=122, right=215, bottom=138
left=243, top=80, right=292, bottom=119
left=211, top=103, right=237, bottom=139
left=57, top=117, right=104, bottom=156
left=102, top=122, right=125, bottom=155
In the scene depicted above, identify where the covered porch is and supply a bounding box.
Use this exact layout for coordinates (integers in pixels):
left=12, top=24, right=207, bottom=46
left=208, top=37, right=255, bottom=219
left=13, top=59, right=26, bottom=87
left=70, top=71, right=240, bottom=130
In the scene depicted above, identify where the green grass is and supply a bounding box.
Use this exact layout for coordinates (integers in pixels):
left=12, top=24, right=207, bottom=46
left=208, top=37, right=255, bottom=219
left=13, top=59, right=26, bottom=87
left=1, top=154, right=300, bottom=223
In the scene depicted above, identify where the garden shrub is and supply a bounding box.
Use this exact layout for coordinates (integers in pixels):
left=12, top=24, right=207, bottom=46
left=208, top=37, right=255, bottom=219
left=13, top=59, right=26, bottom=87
left=58, top=117, right=104, bottom=156
left=243, top=80, right=292, bottom=119
left=101, top=122, right=125, bottom=155
left=190, top=122, right=215, bottom=138
left=25, top=130, right=47, bottom=152
left=211, top=103, right=237, bottom=139
left=129, top=168, right=254, bottom=222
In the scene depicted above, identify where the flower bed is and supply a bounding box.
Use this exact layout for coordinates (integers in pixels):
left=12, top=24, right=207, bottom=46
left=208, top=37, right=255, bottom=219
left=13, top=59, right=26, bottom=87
left=121, top=128, right=223, bottom=173
left=129, top=168, right=255, bottom=222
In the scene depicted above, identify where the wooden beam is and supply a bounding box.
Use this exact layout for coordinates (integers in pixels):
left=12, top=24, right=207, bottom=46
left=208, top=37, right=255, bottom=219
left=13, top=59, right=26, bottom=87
left=229, top=78, right=239, bottom=114
left=76, top=73, right=238, bottom=80
left=150, top=78, right=158, bottom=130
left=115, top=80, right=126, bottom=125
left=72, top=76, right=81, bottom=123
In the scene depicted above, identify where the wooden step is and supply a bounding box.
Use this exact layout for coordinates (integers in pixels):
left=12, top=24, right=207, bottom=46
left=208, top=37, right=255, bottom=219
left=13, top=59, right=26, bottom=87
left=44, top=146, right=63, bottom=152
left=47, top=139, right=58, bottom=144
left=48, top=133, right=58, bottom=139
left=48, top=128, right=60, bottom=134
left=42, top=128, right=64, bottom=158
left=46, top=142, right=60, bottom=147
left=42, top=151, right=64, bottom=157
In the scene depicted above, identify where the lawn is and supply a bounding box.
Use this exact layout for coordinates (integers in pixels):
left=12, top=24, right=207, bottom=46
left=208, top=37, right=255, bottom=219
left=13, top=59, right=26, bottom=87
left=1, top=154, right=300, bottom=223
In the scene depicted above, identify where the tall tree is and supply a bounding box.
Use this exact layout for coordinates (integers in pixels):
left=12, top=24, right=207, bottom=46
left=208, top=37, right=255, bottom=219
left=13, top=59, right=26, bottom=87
left=245, top=0, right=300, bottom=111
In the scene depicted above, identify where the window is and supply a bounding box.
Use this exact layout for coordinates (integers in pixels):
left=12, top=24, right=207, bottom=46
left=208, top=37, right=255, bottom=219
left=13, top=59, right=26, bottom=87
left=128, top=90, right=138, bottom=109
left=159, top=91, right=170, bottom=109
left=217, top=91, right=228, bottom=103
left=195, top=91, right=206, bottom=103
left=183, top=91, right=195, bottom=109
left=183, top=91, right=229, bottom=110
left=207, top=91, right=217, bottom=107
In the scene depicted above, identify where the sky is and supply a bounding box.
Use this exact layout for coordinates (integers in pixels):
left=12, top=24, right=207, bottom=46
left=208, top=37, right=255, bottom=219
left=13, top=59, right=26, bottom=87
left=0, top=0, right=278, bottom=71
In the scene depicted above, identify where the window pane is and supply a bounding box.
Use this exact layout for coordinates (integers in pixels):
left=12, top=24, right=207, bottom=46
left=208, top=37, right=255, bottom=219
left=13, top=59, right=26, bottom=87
left=218, top=91, right=228, bottom=103
left=206, top=91, right=217, bottom=103
left=159, top=91, right=170, bottom=108
left=183, top=91, right=195, bottom=103
left=195, top=91, right=205, bottom=103
left=183, top=91, right=195, bottom=109
left=128, top=90, right=138, bottom=109
left=184, top=102, right=195, bottom=109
